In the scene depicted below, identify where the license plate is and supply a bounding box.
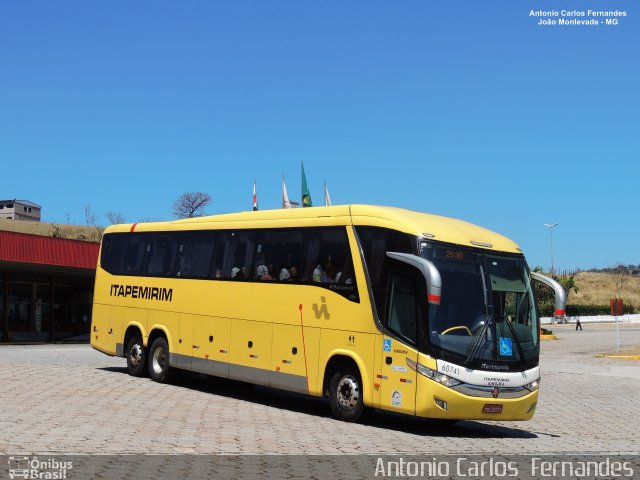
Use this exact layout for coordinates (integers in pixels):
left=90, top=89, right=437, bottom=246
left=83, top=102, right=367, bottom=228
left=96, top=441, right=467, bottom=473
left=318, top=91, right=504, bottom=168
left=483, top=404, right=503, bottom=414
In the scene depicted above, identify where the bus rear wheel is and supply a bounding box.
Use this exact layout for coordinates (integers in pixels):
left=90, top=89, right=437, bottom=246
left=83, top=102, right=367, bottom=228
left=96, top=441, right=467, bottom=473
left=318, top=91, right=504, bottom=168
left=329, top=363, right=364, bottom=422
left=148, top=337, right=171, bottom=383
left=126, top=335, right=147, bottom=377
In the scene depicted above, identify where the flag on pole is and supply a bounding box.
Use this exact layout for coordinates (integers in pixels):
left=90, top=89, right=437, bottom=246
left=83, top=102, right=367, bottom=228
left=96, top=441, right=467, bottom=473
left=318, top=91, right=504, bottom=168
left=252, top=181, right=258, bottom=211
left=324, top=180, right=332, bottom=207
left=282, top=176, right=291, bottom=209
left=301, top=162, right=312, bottom=207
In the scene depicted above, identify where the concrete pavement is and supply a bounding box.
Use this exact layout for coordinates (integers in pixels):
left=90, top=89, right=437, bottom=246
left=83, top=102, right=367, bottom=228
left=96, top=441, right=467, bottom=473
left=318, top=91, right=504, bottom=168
left=1, top=323, right=639, bottom=456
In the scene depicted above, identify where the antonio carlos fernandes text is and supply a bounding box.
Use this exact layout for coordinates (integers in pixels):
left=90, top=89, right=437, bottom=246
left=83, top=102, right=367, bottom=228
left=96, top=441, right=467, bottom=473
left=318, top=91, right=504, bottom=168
left=374, top=457, right=634, bottom=477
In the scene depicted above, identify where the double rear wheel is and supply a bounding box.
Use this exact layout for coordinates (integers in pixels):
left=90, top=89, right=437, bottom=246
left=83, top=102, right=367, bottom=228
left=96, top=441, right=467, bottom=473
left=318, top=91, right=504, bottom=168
left=148, top=337, right=171, bottom=382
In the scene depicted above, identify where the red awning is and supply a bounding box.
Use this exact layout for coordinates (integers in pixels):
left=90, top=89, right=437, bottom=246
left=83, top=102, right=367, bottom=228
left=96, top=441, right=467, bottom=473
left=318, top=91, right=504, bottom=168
left=0, top=230, right=99, bottom=270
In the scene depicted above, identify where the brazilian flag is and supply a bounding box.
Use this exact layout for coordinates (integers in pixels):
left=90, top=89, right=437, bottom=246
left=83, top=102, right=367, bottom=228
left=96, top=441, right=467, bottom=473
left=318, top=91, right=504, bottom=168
left=301, top=163, right=312, bottom=207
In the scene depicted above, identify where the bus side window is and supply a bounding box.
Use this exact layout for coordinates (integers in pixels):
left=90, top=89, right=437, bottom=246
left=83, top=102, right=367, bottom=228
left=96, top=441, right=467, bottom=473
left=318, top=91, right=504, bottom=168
left=212, top=233, right=227, bottom=278
left=301, top=233, right=321, bottom=282
left=238, top=232, right=255, bottom=279
left=101, top=233, right=127, bottom=274
left=219, top=231, right=255, bottom=280
left=302, top=228, right=350, bottom=282
left=301, top=227, right=359, bottom=300
left=355, top=227, right=415, bottom=321
left=334, top=261, right=354, bottom=284
left=285, top=230, right=304, bottom=281
left=120, top=234, right=146, bottom=275
left=253, top=229, right=303, bottom=282
left=144, top=234, right=176, bottom=277
left=386, top=273, right=419, bottom=346
left=175, top=232, right=215, bottom=278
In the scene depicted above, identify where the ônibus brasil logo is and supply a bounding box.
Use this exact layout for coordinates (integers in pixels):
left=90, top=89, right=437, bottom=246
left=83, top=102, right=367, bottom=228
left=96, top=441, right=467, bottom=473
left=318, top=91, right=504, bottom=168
left=8, top=456, right=73, bottom=479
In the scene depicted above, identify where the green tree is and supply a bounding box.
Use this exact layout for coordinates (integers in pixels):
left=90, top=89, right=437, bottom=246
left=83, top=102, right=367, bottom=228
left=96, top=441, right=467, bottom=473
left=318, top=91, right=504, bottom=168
left=556, top=275, right=579, bottom=303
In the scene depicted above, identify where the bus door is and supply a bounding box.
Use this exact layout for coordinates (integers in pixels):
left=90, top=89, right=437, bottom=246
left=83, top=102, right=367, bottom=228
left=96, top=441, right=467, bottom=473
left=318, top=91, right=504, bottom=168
left=379, top=272, right=420, bottom=415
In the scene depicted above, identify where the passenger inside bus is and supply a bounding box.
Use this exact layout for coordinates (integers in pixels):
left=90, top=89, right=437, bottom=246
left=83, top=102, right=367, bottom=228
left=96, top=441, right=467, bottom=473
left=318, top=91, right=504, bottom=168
left=288, top=266, right=298, bottom=281
left=313, top=258, right=334, bottom=283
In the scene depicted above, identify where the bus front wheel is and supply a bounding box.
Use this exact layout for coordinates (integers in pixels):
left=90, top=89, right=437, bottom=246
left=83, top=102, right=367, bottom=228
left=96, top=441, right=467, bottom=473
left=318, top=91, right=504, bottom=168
left=126, top=335, right=147, bottom=377
left=329, top=363, right=364, bottom=422
left=148, top=337, right=171, bottom=382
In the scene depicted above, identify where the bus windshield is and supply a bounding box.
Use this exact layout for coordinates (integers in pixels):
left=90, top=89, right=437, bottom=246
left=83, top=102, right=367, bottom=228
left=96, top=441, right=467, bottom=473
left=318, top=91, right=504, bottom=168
left=421, top=243, right=539, bottom=370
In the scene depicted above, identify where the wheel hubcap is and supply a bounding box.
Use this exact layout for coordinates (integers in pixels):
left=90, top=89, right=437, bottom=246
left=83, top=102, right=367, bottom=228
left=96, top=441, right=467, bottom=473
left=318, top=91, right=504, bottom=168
left=337, top=376, right=359, bottom=410
left=152, top=346, right=166, bottom=374
left=130, top=343, right=142, bottom=367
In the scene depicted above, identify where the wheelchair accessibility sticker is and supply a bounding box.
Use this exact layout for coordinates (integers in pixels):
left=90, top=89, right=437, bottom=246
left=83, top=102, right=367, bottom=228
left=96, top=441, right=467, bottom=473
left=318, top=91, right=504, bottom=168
left=383, top=338, right=392, bottom=352
left=499, top=337, right=513, bottom=356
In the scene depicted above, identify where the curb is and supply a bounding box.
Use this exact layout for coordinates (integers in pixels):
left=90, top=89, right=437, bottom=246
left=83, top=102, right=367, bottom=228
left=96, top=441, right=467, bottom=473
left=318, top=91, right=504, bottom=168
left=540, top=334, right=557, bottom=340
left=596, top=354, right=640, bottom=360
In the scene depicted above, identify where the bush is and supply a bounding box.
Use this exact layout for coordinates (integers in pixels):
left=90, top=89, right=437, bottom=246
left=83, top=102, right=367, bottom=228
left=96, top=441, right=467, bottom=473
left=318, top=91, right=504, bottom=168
left=538, top=303, right=636, bottom=317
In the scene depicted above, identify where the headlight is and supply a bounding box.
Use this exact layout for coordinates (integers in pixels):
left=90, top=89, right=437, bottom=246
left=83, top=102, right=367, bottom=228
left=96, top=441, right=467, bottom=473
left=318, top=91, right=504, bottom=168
left=407, top=359, right=462, bottom=387
left=524, top=378, right=540, bottom=392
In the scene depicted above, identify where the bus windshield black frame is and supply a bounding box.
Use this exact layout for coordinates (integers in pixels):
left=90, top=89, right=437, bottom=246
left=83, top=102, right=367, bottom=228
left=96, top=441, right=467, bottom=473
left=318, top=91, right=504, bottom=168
left=420, top=241, right=540, bottom=371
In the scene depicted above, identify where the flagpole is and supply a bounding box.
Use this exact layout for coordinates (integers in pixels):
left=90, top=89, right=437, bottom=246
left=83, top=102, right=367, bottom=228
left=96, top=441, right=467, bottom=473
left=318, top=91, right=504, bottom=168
left=252, top=180, right=258, bottom=211
left=301, top=162, right=312, bottom=207
left=324, top=179, right=332, bottom=206
left=282, top=175, right=291, bottom=209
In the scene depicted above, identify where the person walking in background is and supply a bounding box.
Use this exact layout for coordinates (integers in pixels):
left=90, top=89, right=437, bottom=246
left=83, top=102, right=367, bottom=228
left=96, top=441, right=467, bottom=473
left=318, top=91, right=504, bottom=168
left=576, top=317, right=582, bottom=331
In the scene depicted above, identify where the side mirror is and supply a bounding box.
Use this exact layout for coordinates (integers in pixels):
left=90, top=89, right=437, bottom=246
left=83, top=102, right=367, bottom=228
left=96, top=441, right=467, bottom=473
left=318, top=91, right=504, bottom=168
left=386, top=252, right=442, bottom=305
left=531, top=272, right=567, bottom=318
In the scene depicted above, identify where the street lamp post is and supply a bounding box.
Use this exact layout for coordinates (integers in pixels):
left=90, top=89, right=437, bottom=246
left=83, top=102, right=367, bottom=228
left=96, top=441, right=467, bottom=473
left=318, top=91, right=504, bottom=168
left=544, top=223, right=558, bottom=278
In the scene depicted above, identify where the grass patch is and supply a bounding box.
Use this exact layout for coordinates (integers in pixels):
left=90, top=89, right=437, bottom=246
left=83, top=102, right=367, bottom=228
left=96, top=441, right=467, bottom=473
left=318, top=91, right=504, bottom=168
left=597, top=346, right=640, bottom=358
left=572, top=271, right=640, bottom=307
left=0, top=219, right=102, bottom=242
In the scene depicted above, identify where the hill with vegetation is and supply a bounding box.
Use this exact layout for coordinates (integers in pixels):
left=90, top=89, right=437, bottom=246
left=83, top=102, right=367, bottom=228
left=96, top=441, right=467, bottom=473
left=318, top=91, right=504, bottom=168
left=536, top=269, right=639, bottom=316
left=0, top=219, right=102, bottom=242
left=570, top=271, right=640, bottom=307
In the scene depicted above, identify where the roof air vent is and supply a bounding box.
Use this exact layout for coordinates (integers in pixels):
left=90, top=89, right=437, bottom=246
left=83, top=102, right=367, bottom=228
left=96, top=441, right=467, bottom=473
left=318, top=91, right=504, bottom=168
left=470, top=241, right=493, bottom=248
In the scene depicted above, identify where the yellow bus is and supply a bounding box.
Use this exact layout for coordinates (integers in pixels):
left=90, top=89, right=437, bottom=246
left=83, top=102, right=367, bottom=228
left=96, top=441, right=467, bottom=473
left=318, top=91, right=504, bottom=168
left=91, top=205, right=565, bottom=422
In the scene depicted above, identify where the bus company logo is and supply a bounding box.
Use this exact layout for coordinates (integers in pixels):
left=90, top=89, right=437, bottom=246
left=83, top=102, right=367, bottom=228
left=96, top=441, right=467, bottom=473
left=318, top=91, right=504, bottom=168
left=110, top=284, right=173, bottom=302
left=8, top=456, right=73, bottom=479
left=312, top=296, right=330, bottom=320
left=484, top=376, right=510, bottom=387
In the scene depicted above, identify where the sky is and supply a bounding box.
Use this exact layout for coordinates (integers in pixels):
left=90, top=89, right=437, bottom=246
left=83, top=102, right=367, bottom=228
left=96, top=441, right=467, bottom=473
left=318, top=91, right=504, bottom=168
left=1, top=1, right=638, bottom=272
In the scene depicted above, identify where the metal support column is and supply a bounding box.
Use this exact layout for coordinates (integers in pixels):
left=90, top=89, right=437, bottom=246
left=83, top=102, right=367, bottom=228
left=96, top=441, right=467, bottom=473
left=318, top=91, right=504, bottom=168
left=2, top=272, right=8, bottom=343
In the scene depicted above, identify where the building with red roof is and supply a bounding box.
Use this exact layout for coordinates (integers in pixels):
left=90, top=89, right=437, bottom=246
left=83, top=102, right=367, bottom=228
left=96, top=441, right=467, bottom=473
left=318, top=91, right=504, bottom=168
left=0, top=230, right=99, bottom=342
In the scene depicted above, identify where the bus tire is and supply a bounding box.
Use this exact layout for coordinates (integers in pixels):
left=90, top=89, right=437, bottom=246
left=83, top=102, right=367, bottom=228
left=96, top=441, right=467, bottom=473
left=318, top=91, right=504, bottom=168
left=329, top=362, right=364, bottom=422
left=148, top=337, right=171, bottom=383
left=126, top=335, right=147, bottom=377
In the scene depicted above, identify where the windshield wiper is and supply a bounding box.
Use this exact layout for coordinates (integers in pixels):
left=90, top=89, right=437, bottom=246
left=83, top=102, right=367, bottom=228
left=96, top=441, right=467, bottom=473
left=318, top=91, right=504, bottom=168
left=465, top=264, right=492, bottom=364
left=465, top=314, right=492, bottom=365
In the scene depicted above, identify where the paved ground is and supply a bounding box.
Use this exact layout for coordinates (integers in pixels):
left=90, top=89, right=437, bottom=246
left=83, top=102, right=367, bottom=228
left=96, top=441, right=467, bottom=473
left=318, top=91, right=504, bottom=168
left=1, top=323, right=639, bottom=456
